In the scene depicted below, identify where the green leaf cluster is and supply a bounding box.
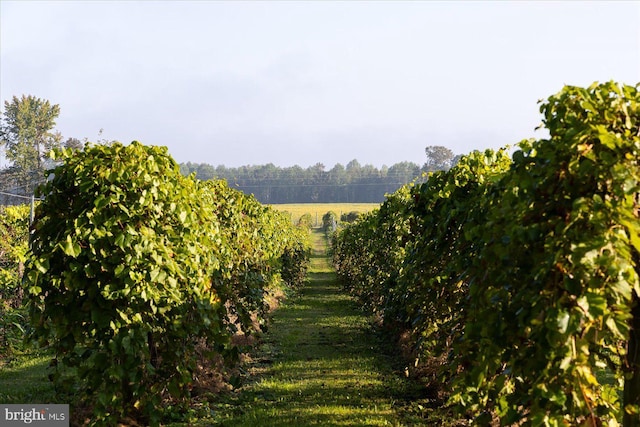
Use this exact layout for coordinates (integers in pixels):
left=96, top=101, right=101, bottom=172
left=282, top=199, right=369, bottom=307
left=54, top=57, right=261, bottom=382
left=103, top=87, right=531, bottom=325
left=332, top=81, right=640, bottom=425
left=0, top=204, right=30, bottom=305
left=331, top=183, right=414, bottom=319
left=0, top=204, right=31, bottom=357
left=25, top=141, right=309, bottom=425
left=0, top=95, right=62, bottom=192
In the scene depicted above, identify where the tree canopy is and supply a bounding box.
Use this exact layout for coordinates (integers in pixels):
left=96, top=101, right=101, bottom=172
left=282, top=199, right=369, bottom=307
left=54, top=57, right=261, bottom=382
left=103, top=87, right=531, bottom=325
left=424, top=145, right=455, bottom=171
left=0, top=94, right=458, bottom=205
left=0, top=95, right=62, bottom=194
left=180, top=146, right=457, bottom=204
left=179, top=159, right=425, bottom=203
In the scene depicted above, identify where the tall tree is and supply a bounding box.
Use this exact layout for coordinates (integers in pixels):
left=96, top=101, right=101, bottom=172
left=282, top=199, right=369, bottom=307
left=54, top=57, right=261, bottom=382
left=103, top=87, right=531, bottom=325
left=64, top=137, right=84, bottom=151
left=0, top=95, right=61, bottom=192
left=423, top=145, right=455, bottom=172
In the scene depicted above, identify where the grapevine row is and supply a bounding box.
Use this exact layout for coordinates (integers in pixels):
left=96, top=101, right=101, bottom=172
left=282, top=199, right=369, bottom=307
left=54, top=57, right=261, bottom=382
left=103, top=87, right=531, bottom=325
left=24, top=141, right=310, bottom=425
left=332, top=81, right=640, bottom=426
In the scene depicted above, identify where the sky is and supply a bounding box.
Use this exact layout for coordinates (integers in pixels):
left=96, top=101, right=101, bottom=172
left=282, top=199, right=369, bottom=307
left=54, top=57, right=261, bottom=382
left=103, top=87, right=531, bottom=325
left=1, top=1, right=639, bottom=169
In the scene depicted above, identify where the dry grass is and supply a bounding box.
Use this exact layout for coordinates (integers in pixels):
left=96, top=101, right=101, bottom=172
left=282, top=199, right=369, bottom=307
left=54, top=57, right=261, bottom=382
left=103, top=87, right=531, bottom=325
left=269, top=203, right=379, bottom=226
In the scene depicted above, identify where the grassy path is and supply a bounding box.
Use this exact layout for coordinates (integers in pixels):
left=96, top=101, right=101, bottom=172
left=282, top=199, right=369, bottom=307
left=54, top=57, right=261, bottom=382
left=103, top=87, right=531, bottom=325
left=208, top=229, right=425, bottom=426
left=0, top=228, right=435, bottom=426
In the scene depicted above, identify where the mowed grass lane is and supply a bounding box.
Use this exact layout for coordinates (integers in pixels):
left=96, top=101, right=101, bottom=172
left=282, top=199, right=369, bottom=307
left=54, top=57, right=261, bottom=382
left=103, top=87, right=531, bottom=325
left=204, top=229, right=426, bottom=426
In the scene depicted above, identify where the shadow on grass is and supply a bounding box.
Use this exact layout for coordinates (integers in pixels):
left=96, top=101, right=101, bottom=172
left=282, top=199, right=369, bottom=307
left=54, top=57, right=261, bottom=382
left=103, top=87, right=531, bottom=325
left=203, top=232, right=429, bottom=427
left=309, top=250, right=328, bottom=260
left=0, top=352, right=60, bottom=404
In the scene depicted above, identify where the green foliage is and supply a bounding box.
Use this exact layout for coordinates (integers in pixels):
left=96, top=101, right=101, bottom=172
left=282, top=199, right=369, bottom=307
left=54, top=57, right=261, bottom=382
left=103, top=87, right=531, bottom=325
left=0, top=204, right=30, bottom=307
left=322, top=211, right=338, bottom=233
left=202, top=179, right=309, bottom=333
left=331, top=185, right=414, bottom=320
left=332, top=81, right=640, bottom=425
left=423, top=145, right=455, bottom=172
left=0, top=307, right=27, bottom=359
left=400, top=149, right=512, bottom=373
left=202, top=229, right=428, bottom=427
left=180, top=160, right=426, bottom=204
left=0, top=95, right=61, bottom=192
left=340, top=211, right=360, bottom=223
left=280, top=242, right=310, bottom=293
left=297, top=212, right=313, bottom=229
left=454, top=81, right=640, bottom=425
left=0, top=205, right=31, bottom=358
left=25, top=142, right=309, bottom=425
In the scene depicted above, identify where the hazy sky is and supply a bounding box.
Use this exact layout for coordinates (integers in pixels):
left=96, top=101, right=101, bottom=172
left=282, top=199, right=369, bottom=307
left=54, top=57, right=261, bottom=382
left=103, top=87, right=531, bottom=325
left=1, top=1, right=639, bottom=168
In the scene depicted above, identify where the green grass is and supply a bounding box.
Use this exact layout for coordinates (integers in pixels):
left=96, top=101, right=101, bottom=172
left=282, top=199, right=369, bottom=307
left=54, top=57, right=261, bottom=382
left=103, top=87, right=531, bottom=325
left=2, top=228, right=453, bottom=425
left=270, top=203, right=379, bottom=226
left=0, top=227, right=623, bottom=426
left=176, top=229, right=436, bottom=426
left=0, top=351, right=58, bottom=404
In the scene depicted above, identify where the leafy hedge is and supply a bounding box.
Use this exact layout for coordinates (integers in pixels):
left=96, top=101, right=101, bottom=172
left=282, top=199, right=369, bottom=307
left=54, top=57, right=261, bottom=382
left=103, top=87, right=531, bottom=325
left=25, top=142, right=309, bottom=425
left=0, top=204, right=31, bottom=357
left=0, top=204, right=30, bottom=307
left=332, top=81, right=640, bottom=426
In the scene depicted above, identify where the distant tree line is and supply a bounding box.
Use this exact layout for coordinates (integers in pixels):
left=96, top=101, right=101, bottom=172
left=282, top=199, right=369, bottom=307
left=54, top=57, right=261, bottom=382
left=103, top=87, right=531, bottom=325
left=180, top=147, right=459, bottom=204
left=1, top=94, right=459, bottom=204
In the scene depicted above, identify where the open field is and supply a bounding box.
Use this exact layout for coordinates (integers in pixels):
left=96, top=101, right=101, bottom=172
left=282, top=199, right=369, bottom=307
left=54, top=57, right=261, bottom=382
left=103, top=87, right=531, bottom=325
left=269, top=203, right=379, bottom=226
